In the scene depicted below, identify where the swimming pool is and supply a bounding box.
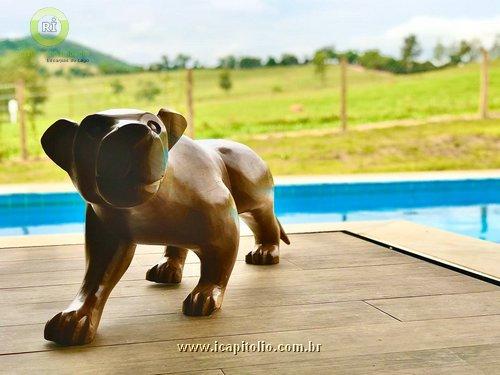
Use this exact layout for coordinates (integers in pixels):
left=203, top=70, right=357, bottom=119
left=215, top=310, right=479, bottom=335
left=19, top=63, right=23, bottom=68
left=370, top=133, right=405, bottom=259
left=0, top=178, right=499, bottom=242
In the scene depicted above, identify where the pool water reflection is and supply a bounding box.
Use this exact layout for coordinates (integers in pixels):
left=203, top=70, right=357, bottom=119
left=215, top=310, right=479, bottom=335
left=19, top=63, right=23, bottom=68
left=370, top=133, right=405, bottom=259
left=0, top=178, right=499, bottom=242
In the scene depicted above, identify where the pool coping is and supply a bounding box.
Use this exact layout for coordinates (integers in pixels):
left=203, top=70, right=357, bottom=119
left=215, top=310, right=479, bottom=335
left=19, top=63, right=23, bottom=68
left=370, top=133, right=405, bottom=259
left=275, top=169, right=500, bottom=185
left=0, top=169, right=499, bottom=194
left=0, top=220, right=498, bottom=284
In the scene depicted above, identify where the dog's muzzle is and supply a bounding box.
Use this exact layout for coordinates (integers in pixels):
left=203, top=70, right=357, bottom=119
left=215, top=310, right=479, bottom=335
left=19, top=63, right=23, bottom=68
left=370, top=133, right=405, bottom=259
left=94, top=123, right=166, bottom=207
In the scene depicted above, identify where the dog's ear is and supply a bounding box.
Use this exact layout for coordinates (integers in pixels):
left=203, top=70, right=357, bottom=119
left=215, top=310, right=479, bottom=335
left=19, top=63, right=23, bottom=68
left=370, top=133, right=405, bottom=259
left=41, top=119, right=78, bottom=172
left=157, top=108, right=187, bottom=149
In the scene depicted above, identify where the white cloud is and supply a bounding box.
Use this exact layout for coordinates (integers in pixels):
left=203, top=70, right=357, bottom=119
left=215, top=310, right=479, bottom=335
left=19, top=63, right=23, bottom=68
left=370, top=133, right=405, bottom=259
left=389, top=15, right=500, bottom=46
left=351, top=15, right=500, bottom=57
left=207, top=0, right=271, bottom=12
left=2, top=1, right=499, bottom=65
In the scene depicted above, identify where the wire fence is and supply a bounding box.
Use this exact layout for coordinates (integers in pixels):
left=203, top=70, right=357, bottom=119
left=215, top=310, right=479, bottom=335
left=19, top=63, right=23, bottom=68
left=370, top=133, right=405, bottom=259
left=0, top=50, right=493, bottom=162
left=0, top=71, right=190, bottom=160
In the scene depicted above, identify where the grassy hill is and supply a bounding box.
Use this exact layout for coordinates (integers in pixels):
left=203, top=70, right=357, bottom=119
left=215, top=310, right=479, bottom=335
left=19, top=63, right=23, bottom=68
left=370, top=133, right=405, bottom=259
left=0, top=37, right=140, bottom=73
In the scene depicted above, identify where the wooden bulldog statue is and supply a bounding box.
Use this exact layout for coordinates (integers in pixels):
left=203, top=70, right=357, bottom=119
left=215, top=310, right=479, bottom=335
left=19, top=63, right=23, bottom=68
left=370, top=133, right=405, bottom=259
left=41, top=108, right=289, bottom=345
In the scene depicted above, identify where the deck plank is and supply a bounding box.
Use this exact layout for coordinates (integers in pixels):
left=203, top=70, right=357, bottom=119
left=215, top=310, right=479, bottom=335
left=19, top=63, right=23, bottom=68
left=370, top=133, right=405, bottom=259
left=1, top=265, right=494, bottom=324
left=0, top=232, right=498, bottom=374
left=0, top=315, right=499, bottom=373
left=0, top=232, right=416, bottom=272
left=451, top=343, right=500, bottom=375
left=366, top=291, right=500, bottom=321
left=0, top=259, right=302, bottom=289
left=283, top=231, right=418, bottom=270
left=220, top=349, right=480, bottom=375
left=0, top=301, right=393, bottom=354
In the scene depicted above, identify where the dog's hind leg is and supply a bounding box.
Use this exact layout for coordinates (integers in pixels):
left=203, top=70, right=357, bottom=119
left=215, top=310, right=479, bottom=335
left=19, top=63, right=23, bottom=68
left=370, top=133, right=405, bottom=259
left=241, top=203, right=282, bottom=265
left=183, top=214, right=239, bottom=316
left=146, top=246, right=188, bottom=284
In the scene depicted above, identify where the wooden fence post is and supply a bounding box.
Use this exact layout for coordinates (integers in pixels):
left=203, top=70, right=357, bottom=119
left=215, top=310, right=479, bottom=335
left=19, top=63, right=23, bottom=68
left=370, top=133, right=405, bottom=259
left=186, top=68, right=194, bottom=138
left=340, top=56, right=347, bottom=131
left=15, top=80, right=28, bottom=160
left=479, top=48, right=489, bottom=119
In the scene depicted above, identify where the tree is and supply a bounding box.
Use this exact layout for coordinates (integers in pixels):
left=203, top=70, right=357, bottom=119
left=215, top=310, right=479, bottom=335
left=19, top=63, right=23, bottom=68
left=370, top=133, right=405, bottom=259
left=219, top=69, right=232, bottom=92
left=265, top=56, right=277, bottom=67
left=136, top=80, right=161, bottom=102
left=457, top=40, right=472, bottom=62
left=357, top=49, right=407, bottom=73
left=218, top=55, right=237, bottom=69
left=343, top=50, right=359, bottom=64
left=312, top=50, right=327, bottom=84
left=433, top=41, right=447, bottom=65
left=0, top=49, right=48, bottom=146
left=317, top=45, right=337, bottom=59
left=469, top=39, right=482, bottom=61
left=401, top=34, right=422, bottom=71
left=148, top=63, right=162, bottom=72
left=68, top=66, right=93, bottom=77
left=110, top=79, right=125, bottom=95
left=238, top=56, right=262, bottom=69
left=449, top=40, right=475, bottom=64
left=358, top=50, right=383, bottom=69
left=160, top=55, right=170, bottom=70
left=491, top=34, right=500, bottom=59
left=172, top=54, right=191, bottom=69
left=192, top=60, right=203, bottom=69
left=279, top=53, right=299, bottom=66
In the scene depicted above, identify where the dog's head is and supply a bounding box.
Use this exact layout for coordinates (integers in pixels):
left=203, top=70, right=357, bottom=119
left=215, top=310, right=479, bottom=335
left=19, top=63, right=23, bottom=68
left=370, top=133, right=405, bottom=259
left=42, top=108, right=187, bottom=208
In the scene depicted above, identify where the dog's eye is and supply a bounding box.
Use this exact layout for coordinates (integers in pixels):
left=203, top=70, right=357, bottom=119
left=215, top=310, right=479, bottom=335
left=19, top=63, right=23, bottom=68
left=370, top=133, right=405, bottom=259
left=147, top=120, right=161, bottom=134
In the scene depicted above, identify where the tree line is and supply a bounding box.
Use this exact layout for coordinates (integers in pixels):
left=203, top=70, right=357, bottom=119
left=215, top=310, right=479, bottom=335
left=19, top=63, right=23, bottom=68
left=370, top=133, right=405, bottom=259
left=147, top=34, right=500, bottom=76
left=4, top=33, right=497, bottom=79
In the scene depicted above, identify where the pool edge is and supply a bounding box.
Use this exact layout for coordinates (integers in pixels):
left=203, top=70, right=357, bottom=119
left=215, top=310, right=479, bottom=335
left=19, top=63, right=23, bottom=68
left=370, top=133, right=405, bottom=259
left=1, top=169, right=499, bottom=194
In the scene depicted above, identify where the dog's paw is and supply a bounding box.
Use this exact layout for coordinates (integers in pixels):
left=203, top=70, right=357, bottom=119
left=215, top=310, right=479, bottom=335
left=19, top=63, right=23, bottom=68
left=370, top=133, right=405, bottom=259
left=146, top=261, right=183, bottom=284
left=182, top=284, right=224, bottom=316
left=44, top=310, right=95, bottom=346
left=245, top=244, right=279, bottom=265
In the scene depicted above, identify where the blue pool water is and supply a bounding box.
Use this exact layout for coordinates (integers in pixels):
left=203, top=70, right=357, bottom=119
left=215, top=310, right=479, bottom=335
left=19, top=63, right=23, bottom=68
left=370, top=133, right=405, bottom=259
left=0, top=178, right=499, bottom=242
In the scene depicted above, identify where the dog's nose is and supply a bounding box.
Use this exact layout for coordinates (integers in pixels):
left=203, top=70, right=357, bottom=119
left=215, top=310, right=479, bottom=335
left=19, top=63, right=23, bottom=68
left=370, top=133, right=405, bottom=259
left=97, top=123, right=151, bottom=179
left=115, top=122, right=151, bottom=143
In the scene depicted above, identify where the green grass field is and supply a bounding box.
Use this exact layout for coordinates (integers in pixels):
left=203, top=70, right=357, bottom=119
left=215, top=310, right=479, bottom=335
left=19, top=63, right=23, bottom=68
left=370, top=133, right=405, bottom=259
left=238, top=118, right=500, bottom=175
left=0, top=61, right=498, bottom=160
left=1, top=118, right=498, bottom=184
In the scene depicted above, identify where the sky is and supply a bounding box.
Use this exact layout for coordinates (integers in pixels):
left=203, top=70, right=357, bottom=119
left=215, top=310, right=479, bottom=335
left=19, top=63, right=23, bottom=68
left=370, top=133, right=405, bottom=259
left=1, top=0, right=499, bottom=65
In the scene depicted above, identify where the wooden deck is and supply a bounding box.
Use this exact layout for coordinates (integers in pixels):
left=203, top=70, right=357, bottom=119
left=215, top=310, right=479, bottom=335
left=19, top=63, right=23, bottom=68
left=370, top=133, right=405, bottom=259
left=0, top=232, right=499, bottom=374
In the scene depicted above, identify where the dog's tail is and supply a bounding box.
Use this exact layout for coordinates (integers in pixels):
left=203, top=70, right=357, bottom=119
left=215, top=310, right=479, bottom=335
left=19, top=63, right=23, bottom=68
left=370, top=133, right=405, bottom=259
left=277, top=218, right=290, bottom=245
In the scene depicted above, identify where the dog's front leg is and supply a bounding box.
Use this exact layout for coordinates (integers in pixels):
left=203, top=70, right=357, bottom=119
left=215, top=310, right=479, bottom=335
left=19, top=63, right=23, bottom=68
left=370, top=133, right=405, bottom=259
left=44, top=205, right=136, bottom=345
